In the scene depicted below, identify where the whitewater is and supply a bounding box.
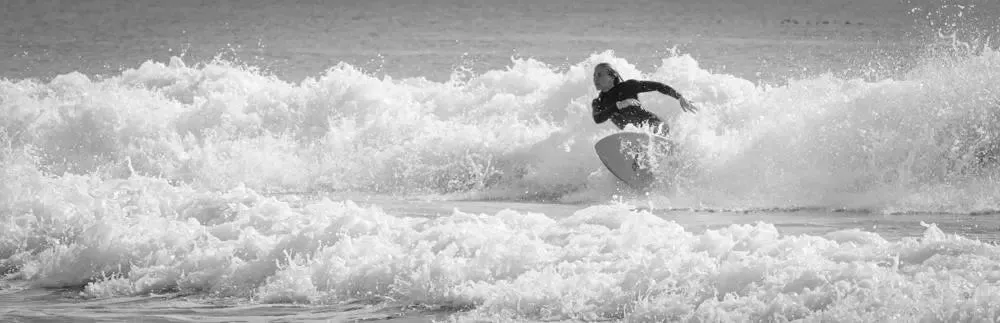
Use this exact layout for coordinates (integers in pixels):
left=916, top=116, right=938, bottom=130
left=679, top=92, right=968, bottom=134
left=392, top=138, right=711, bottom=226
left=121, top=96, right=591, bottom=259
left=3, top=0, right=1000, bottom=322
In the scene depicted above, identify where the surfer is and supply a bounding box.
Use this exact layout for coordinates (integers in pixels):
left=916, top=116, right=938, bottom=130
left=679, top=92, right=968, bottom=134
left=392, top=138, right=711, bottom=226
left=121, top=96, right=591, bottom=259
left=591, top=62, right=698, bottom=135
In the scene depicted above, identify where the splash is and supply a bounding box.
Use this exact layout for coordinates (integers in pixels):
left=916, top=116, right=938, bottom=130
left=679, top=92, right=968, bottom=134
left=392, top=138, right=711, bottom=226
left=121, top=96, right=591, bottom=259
left=2, top=43, right=1000, bottom=211
left=664, top=47, right=1000, bottom=212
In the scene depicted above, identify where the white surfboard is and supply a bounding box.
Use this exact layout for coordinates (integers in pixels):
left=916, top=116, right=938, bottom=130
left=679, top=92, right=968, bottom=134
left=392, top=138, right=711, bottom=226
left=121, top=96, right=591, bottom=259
left=594, top=132, right=670, bottom=189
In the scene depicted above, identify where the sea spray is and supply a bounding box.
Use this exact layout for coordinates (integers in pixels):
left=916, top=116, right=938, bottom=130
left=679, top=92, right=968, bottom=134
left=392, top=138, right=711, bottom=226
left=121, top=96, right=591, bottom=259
left=3, top=48, right=1000, bottom=210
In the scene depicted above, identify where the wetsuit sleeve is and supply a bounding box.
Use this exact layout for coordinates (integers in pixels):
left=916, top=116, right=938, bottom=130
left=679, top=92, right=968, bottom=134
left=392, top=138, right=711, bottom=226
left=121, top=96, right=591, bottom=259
left=592, top=98, right=617, bottom=124
left=634, top=80, right=682, bottom=99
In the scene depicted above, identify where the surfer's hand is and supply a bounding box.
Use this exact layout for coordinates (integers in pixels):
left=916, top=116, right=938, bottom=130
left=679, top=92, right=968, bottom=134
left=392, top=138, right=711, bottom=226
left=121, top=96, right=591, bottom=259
left=679, top=97, right=698, bottom=113
left=616, top=99, right=640, bottom=109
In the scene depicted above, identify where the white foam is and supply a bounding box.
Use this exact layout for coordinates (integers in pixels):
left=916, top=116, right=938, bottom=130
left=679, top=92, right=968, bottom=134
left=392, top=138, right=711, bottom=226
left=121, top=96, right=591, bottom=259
left=1, top=167, right=999, bottom=320
left=3, top=48, right=1000, bottom=212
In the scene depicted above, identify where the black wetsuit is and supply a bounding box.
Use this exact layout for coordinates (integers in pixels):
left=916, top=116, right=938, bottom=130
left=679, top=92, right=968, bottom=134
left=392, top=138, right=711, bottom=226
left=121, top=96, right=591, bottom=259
left=591, top=79, right=682, bottom=134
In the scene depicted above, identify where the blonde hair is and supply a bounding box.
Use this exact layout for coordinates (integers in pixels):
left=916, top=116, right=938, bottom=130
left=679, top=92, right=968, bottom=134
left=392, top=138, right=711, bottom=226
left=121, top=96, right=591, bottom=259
left=595, top=63, right=623, bottom=85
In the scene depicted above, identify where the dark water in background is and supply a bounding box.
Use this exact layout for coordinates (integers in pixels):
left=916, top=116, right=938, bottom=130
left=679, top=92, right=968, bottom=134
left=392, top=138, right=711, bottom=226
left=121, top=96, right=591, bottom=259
left=6, top=0, right=987, bottom=83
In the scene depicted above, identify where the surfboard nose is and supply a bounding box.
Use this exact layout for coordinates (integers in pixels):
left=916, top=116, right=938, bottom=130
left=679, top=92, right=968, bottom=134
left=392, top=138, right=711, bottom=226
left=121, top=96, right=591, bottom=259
left=594, top=132, right=671, bottom=189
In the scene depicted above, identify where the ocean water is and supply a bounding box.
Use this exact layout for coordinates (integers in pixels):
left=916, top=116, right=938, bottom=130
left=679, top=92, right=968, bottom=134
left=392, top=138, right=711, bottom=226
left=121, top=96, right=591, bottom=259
left=3, top=0, right=1000, bottom=322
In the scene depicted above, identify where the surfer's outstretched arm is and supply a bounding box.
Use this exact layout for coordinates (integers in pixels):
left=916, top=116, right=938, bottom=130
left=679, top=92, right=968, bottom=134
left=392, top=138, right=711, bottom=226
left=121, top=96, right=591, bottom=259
left=633, top=80, right=699, bottom=113
left=634, top=80, right=681, bottom=99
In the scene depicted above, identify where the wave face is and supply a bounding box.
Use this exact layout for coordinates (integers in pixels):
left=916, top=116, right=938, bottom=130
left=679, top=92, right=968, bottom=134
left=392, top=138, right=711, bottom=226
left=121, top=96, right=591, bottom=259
left=3, top=45, right=1000, bottom=212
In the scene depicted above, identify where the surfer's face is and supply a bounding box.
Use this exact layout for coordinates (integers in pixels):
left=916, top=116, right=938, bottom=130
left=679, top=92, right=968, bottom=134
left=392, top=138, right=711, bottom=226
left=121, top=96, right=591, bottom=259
left=593, top=66, right=616, bottom=92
